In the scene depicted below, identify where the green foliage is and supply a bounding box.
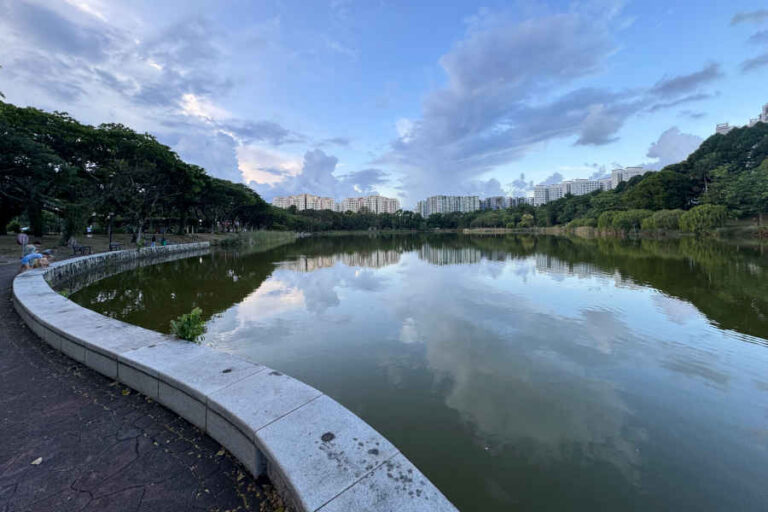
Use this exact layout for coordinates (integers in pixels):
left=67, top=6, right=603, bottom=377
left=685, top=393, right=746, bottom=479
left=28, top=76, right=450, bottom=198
left=679, top=204, right=728, bottom=234
left=701, top=159, right=768, bottom=218
left=597, top=211, right=617, bottom=229
left=6, top=219, right=21, bottom=233
left=623, top=170, right=692, bottom=210
left=611, top=210, right=653, bottom=232
left=641, top=209, right=685, bottom=231
left=566, top=217, right=597, bottom=228
left=170, top=307, right=206, bottom=343
left=518, top=213, right=535, bottom=228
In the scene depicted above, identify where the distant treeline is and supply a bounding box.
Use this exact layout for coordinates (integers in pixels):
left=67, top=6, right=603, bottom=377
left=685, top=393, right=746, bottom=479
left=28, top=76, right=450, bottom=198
left=428, top=122, right=768, bottom=233
left=2, top=101, right=767, bottom=239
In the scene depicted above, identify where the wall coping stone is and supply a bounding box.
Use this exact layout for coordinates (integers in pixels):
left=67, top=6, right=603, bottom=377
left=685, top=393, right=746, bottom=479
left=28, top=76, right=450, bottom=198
left=12, top=243, right=457, bottom=512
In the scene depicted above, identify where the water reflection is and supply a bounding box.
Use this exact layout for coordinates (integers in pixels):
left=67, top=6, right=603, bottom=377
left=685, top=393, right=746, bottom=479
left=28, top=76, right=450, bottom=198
left=71, top=234, right=768, bottom=511
left=278, top=249, right=401, bottom=271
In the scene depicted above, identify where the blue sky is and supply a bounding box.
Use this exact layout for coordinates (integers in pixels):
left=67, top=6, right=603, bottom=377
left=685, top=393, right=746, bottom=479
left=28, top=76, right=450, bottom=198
left=1, top=0, right=768, bottom=207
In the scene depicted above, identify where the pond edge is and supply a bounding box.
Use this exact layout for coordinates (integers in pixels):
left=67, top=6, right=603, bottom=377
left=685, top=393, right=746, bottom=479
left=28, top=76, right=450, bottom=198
left=12, top=243, right=457, bottom=512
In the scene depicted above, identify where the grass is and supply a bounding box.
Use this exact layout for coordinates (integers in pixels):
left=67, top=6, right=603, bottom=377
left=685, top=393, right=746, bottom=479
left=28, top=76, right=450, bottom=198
left=214, top=230, right=298, bottom=250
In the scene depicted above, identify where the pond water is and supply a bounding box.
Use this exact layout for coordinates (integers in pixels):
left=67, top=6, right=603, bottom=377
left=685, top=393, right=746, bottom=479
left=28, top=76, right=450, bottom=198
left=70, top=234, right=768, bottom=511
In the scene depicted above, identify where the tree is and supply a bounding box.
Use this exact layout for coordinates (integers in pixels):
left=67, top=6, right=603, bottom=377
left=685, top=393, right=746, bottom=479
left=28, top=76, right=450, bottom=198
left=623, top=170, right=692, bottom=210
left=679, top=204, right=728, bottom=234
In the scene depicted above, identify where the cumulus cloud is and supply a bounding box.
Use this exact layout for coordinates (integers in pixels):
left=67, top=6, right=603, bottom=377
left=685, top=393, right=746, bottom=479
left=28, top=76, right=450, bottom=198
left=508, top=173, right=534, bottom=196
left=383, top=3, right=724, bottom=204
left=250, top=149, right=389, bottom=201
left=386, top=4, right=639, bottom=200
left=731, top=10, right=768, bottom=25
left=538, top=172, right=564, bottom=185
left=645, top=127, right=702, bottom=169
left=587, top=165, right=610, bottom=180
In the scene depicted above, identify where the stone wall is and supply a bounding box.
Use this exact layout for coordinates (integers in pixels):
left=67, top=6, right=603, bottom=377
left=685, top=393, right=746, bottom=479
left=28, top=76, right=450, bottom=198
left=12, top=244, right=457, bottom=512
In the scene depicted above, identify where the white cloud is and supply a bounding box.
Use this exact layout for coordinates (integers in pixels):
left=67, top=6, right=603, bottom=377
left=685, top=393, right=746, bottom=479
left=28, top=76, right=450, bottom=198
left=645, top=127, right=702, bottom=169
left=179, top=93, right=230, bottom=121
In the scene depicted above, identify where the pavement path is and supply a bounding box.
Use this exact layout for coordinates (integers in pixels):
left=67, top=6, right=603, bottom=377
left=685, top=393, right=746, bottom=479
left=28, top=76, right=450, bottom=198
left=0, top=263, right=283, bottom=512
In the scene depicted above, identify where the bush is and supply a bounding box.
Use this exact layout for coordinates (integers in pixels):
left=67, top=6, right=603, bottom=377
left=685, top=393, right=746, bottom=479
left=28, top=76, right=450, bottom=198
left=679, top=204, right=728, bottom=234
left=611, top=209, right=653, bottom=232
left=6, top=220, right=22, bottom=233
left=566, top=217, right=597, bottom=228
left=597, top=211, right=617, bottom=229
left=518, top=213, right=534, bottom=228
left=170, top=307, right=206, bottom=343
left=641, top=209, right=685, bottom=231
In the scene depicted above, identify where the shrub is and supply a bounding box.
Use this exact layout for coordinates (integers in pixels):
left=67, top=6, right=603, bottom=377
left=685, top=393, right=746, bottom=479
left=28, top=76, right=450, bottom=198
left=641, top=209, right=685, bottom=231
left=679, top=204, right=728, bottom=234
left=518, top=213, right=534, bottom=228
left=170, top=307, right=206, bottom=343
left=566, top=217, right=597, bottom=228
left=597, top=211, right=617, bottom=229
left=6, top=220, right=21, bottom=233
left=611, top=209, right=653, bottom=232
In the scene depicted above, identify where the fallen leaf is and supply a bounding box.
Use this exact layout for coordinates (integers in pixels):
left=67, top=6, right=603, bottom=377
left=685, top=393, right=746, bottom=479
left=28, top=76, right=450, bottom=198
left=216, top=448, right=225, bottom=457
left=121, top=389, right=131, bottom=396
left=31, top=457, right=43, bottom=465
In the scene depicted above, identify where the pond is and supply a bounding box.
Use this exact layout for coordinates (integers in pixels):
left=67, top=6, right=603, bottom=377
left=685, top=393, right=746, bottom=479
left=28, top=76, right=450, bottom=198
left=70, top=234, right=768, bottom=511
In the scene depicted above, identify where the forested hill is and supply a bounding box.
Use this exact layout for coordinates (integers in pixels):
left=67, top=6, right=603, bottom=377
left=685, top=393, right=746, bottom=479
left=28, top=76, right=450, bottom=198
left=665, top=121, right=768, bottom=218
left=520, top=122, right=768, bottom=232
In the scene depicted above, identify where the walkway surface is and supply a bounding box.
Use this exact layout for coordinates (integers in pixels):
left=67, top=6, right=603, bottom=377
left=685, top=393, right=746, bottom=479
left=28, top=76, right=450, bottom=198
left=0, top=263, right=283, bottom=512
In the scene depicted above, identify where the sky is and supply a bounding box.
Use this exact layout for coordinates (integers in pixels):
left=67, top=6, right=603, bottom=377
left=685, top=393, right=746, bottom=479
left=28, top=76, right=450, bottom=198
left=1, top=0, right=768, bottom=207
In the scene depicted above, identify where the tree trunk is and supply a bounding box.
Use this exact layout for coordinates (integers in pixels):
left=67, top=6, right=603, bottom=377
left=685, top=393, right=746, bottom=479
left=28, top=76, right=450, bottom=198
left=28, top=205, right=44, bottom=237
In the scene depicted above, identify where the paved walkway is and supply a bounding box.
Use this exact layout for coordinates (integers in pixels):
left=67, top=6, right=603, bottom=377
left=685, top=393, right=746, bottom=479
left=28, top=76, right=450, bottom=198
left=0, top=264, right=283, bottom=512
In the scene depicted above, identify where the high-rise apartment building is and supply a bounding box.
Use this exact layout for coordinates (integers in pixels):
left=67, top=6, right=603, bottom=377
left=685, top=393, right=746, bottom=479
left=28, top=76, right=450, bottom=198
left=479, top=196, right=511, bottom=210
left=335, top=195, right=400, bottom=214
left=533, top=171, right=638, bottom=206
left=273, top=193, right=399, bottom=213
left=415, top=195, right=480, bottom=217
left=272, top=193, right=334, bottom=211
left=610, top=167, right=646, bottom=189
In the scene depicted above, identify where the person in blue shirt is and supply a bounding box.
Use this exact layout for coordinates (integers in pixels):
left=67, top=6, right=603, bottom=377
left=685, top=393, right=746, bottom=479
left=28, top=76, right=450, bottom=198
left=19, top=249, right=52, bottom=272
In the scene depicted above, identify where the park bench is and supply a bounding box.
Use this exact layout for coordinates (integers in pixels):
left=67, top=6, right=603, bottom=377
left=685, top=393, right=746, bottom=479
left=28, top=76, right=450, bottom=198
left=108, top=242, right=122, bottom=251
left=72, top=243, right=92, bottom=256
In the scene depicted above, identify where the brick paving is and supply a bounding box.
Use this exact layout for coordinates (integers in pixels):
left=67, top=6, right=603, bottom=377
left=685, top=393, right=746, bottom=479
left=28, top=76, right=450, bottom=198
left=0, top=264, right=282, bottom=512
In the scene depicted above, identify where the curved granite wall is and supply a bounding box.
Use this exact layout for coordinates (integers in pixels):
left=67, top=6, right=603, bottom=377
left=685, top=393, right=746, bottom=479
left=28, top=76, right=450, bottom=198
left=12, top=244, right=457, bottom=512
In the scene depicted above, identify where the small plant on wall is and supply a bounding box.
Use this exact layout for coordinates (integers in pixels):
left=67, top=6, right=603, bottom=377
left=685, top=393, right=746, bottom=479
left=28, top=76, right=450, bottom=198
left=170, top=307, right=205, bottom=343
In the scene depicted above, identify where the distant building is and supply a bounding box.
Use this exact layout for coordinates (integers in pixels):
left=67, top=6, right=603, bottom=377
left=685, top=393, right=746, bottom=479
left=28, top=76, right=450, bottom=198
left=335, top=195, right=400, bottom=214
left=479, top=196, right=511, bottom=210
left=716, top=102, right=768, bottom=134
left=533, top=170, right=643, bottom=206
left=716, top=123, right=734, bottom=135
left=272, top=193, right=334, bottom=211
left=415, top=195, right=480, bottom=217
left=567, top=179, right=603, bottom=196
left=510, top=196, right=534, bottom=207
left=610, top=167, right=646, bottom=189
